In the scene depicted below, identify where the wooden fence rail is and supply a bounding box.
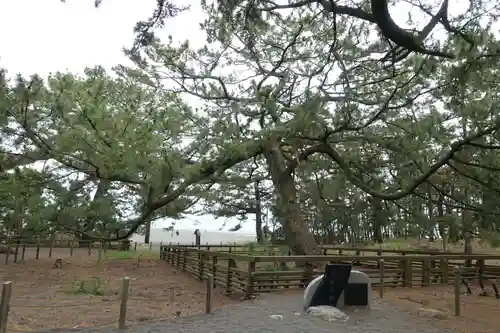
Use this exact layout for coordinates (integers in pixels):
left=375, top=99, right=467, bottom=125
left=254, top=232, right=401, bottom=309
left=0, top=240, right=161, bottom=264
left=168, top=243, right=488, bottom=256
left=160, top=244, right=500, bottom=297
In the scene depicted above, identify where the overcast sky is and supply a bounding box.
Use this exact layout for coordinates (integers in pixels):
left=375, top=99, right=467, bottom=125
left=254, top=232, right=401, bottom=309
left=0, top=0, right=208, bottom=76
left=0, top=0, right=461, bottom=77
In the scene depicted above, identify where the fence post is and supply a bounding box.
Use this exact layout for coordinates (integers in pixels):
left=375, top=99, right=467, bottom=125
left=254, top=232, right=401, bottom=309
left=199, top=253, right=205, bottom=280
left=168, top=247, right=173, bottom=264
left=226, top=258, right=236, bottom=294
left=205, top=274, right=213, bottom=314
left=183, top=249, right=188, bottom=271
left=20, top=244, right=26, bottom=262
left=441, top=258, right=449, bottom=284
left=176, top=248, right=181, bottom=267
left=0, top=281, right=12, bottom=333
left=35, top=240, right=40, bottom=259
left=118, top=277, right=130, bottom=329
left=168, top=243, right=172, bottom=263
left=4, top=246, right=10, bottom=265
left=403, top=259, right=413, bottom=287
left=301, top=262, right=314, bottom=288
left=13, top=242, right=19, bottom=263
left=211, top=255, right=217, bottom=288
left=379, top=259, right=385, bottom=298
left=164, top=247, right=170, bottom=262
left=422, top=259, right=430, bottom=287
left=171, top=248, right=176, bottom=265
left=49, top=239, right=54, bottom=258
left=246, top=259, right=256, bottom=298
left=454, top=266, right=460, bottom=316
left=478, top=259, right=485, bottom=287
left=354, top=250, right=361, bottom=265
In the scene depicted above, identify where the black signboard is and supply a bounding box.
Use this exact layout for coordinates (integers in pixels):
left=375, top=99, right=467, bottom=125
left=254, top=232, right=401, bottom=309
left=344, top=283, right=369, bottom=306
left=309, top=264, right=352, bottom=307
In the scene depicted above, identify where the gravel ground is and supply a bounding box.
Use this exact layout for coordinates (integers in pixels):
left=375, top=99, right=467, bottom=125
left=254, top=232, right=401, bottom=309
left=34, top=292, right=458, bottom=333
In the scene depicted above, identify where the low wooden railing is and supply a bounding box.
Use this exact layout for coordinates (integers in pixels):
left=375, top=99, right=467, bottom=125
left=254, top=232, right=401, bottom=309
left=161, top=247, right=254, bottom=296
left=166, top=243, right=468, bottom=256
left=0, top=239, right=130, bottom=249
left=160, top=244, right=500, bottom=297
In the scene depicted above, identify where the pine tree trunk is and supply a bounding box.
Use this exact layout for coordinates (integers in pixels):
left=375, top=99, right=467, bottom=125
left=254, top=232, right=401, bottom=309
left=254, top=181, right=264, bottom=243
left=264, top=144, right=320, bottom=255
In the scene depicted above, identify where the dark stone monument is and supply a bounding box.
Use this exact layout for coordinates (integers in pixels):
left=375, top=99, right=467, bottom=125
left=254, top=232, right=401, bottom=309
left=304, top=263, right=371, bottom=310
left=309, top=264, right=352, bottom=307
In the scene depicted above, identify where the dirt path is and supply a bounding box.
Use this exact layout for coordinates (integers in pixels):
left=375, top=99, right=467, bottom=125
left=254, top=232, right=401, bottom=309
left=1, top=256, right=236, bottom=332
left=40, top=292, right=455, bottom=333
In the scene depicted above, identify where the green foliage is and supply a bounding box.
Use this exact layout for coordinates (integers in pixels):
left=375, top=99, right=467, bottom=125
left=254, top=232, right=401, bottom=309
left=0, top=64, right=209, bottom=239
left=263, top=264, right=278, bottom=272
left=3, top=0, right=500, bottom=254
left=66, top=276, right=106, bottom=296
left=245, top=242, right=256, bottom=253
left=478, top=231, right=500, bottom=248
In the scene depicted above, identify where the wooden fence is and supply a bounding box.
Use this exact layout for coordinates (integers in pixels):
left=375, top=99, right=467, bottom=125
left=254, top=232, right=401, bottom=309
left=0, top=240, right=159, bottom=264
left=168, top=243, right=467, bottom=256
left=160, top=244, right=500, bottom=297
left=0, top=239, right=131, bottom=249
left=164, top=243, right=480, bottom=256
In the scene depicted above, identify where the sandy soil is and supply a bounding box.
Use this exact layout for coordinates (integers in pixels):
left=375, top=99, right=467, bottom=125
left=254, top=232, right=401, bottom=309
left=268, top=282, right=500, bottom=333
left=380, top=284, right=500, bottom=333
left=0, top=249, right=237, bottom=332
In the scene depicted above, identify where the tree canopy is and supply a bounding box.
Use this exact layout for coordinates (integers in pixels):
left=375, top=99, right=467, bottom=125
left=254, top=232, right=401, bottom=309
left=2, top=0, right=500, bottom=254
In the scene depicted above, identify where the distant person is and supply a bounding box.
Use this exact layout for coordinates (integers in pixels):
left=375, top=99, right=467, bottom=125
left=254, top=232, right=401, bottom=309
left=194, top=229, right=201, bottom=247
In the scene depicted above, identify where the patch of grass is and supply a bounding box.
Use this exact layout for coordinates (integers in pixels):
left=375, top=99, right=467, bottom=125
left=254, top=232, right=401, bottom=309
left=64, top=276, right=107, bottom=295
left=237, top=241, right=290, bottom=255
left=104, top=250, right=160, bottom=260
left=380, top=238, right=415, bottom=249
left=105, top=251, right=136, bottom=259
left=358, top=237, right=500, bottom=254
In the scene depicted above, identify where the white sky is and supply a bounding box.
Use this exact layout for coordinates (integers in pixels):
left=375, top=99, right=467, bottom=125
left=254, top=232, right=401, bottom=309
left=0, top=0, right=206, bottom=76
left=0, top=0, right=472, bottom=235
left=0, top=0, right=254, bottom=233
